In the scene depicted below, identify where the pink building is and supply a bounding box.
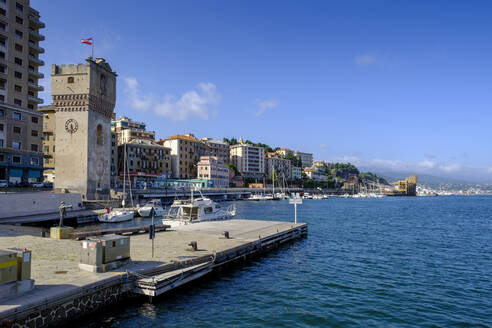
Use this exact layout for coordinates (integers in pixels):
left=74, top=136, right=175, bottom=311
left=197, top=156, right=230, bottom=188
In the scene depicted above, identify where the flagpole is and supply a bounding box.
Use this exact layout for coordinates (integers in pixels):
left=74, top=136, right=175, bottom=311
left=92, top=38, right=94, bottom=59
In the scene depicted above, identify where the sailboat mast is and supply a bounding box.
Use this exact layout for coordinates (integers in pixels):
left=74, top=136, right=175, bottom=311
left=122, top=143, right=126, bottom=208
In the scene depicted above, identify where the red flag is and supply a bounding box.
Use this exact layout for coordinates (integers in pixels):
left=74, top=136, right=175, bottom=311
left=81, top=37, right=93, bottom=45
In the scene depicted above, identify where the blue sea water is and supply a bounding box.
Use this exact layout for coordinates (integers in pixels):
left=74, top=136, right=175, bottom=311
left=80, top=196, right=492, bottom=327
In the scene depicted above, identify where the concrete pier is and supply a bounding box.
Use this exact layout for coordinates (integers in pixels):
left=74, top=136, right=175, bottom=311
left=0, top=219, right=307, bottom=327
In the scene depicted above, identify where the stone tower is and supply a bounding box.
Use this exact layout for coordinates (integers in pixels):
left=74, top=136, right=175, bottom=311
left=52, top=58, right=117, bottom=200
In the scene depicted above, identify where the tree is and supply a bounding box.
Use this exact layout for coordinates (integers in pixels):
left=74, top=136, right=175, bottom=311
left=226, top=163, right=239, bottom=175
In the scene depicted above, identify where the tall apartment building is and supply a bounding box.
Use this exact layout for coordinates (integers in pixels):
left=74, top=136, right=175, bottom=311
left=118, top=139, right=171, bottom=186
left=158, top=133, right=209, bottom=179
left=111, top=115, right=155, bottom=145
left=229, top=142, right=265, bottom=178
left=293, top=150, right=313, bottom=168
left=0, top=0, right=44, bottom=184
left=201, top=137, right=229, bottom=164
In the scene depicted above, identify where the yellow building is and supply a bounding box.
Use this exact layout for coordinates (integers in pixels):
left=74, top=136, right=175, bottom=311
left=392, top=175, right=418, bottom=196
left=158, top=134, right=209, bottom=179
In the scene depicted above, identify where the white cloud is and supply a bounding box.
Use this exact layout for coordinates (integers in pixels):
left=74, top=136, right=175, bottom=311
left=124, top=78, right=220, bottom=121
left=320, top=144, right=327, bottom=149
left=354, top=54, right=376, bottom=66
left=255, top=99, right=277, bottom=116
left=439, top=163, right=462, bottom=173
left=417, top=160, right=437, bottom=169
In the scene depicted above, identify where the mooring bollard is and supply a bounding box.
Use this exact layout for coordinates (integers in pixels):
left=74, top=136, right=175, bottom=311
left=188, top=241, right=198, bottom=251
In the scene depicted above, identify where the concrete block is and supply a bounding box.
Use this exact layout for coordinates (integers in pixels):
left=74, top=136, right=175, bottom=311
left=78, top=258, right=131, bottom=273
left=50, top=227, right=74, bottom=240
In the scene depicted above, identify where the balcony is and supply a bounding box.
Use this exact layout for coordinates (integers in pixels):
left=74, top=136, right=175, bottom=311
left=28, top=42, right=44, bottom=54
left=28, top=95, right=43, bottom=104
left=28, top=28, right=45, bottom=41
left=28, top=14, right=45, bottom=29
left=28, top=69, right=44, bottom=79
left=28, top=54, right=44, bottom=66
left=28, top=81, right=44, bottom=91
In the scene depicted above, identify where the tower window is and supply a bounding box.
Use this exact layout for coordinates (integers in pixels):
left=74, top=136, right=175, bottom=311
left=68, top=76, right=74, bottom=83
left=96, top=124, right=103, bottom=145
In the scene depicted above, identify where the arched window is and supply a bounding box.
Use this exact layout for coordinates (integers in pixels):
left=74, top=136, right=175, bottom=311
left=67, top=77, right=74, bottom=84
left=96, top=124, right=103, bottom=146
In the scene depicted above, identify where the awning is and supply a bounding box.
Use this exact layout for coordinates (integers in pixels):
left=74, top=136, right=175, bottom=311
left=9, top=168, right=23, bottom=177
left=28, top=170, right=41, bottom=178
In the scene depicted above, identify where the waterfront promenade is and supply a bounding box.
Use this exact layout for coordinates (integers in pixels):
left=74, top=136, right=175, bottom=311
left=0, top=219, right=307, bottom=327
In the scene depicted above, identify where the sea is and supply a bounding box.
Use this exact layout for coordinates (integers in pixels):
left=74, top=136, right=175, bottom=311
left=78, top=196, right=492, bottom=327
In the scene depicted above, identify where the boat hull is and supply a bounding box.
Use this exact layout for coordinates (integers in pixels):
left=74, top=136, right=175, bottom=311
left=98, top=210, right=134, bottom=223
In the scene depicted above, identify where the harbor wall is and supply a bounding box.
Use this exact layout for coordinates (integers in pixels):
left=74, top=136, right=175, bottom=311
left=0, top=193, right=84, bottom=219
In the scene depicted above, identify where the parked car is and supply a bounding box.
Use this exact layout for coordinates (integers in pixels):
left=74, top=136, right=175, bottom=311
left=31, top=182, right=45, bottom=188
left=0, top=180, right=8, bottom=188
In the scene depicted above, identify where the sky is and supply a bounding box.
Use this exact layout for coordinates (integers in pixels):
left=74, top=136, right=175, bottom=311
left=33, top=0, right=492, bottom=183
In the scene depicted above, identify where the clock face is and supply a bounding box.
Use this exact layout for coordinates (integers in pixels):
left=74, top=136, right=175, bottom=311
left=65, top=119, right=79, bottom=134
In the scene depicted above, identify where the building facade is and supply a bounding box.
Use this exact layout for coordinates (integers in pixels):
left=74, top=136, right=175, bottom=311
left=230, top=142, right=265, bottom=178
left=276, top=148, right=294, bottom=157
left=38, top=104, right=54, bottom=182
left=266, top=156, right=292, bottom=180
left=159, top=133, right=209, bottom=179
left=51, top=58, right=116, bottom=199
left=291, top=166, right=302, bottom=180
left=0, top=0, right=44, bottom=184
left=197, top=156, right=229, bottom=188
left=111, top=115, right=155, bottom=145
left=201, top=137, right=229, bottom=164
left=303, top=168, right=327, bottom=181
left=294, top=150, right=313, bottom=168
left=118, top=138, right=171, bottom=186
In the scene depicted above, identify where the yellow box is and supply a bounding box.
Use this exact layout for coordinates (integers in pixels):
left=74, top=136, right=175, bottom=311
left=50, top=227, right=74, bottom=240
left=0, top=250, right=18, bottom=284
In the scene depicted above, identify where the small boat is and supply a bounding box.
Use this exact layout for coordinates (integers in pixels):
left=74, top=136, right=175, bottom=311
left=138, top=199, right=166, bottom=217
left=246, top=194, right=274, bottom=201
left=98, top=208, right=134, bottom=223
left=162, top=191, right=236, bottom=227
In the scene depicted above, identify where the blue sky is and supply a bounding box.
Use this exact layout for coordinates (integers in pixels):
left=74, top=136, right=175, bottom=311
left=33, top=0, right=492, bottom=182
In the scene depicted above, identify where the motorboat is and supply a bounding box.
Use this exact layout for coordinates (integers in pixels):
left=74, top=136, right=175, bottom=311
left=162, top=194, right=236, bottom=227
left=138, top=199, right=166, bottom=217
left=98, top=208, right=134, bottom=223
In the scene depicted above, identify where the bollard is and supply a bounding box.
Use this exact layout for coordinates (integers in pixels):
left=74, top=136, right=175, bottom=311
left=188, top=241, right=198, bottom=251
left=224, top=231, right=230, bottom=239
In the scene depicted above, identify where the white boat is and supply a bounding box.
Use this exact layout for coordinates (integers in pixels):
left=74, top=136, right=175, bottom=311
left=162, top=192, right=236, bottom=227
left=98, top=208, right=134, bottom=223
left=138, top=199, right=166, bottom=217
left=246, top=194, right=274, bottom=201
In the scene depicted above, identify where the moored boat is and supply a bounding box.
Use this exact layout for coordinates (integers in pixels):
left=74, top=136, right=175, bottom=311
left=138, top=199, right=166, bottom=217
